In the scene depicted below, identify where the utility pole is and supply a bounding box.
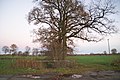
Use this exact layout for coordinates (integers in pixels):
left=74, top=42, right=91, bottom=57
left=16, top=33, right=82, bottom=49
left=107, top=39, right=110, bottom=54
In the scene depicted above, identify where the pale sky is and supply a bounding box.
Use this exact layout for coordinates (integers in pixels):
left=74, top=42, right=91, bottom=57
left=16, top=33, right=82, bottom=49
left=0, top=0, right=120, bottom=54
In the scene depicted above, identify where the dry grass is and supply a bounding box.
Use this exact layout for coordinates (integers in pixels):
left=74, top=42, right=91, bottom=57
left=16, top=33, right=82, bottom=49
left=13, top=59, right=44, bottom=69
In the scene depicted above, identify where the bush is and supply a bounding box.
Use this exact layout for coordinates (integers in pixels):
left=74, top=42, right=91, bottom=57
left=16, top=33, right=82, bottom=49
left=14, top=59, right=44, bottom=69
left=43, top=60, right=77, bottom=68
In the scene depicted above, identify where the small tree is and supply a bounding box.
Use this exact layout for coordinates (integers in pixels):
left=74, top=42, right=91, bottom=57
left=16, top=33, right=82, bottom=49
left=18, top=51, right=23, bottom=56
left=103, top=51, right=107, bottom=55
left=2, top=46, right=9, bottom=54
left=32, top=48, right=39, bottom=56
left=111, top=48, right=117, bottom=54
left=10, top=44, right=18, bottom=54
left=24, top=46, right=31, bottom=56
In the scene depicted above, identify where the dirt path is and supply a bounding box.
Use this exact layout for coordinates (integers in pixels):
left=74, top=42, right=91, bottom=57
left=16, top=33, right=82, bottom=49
left=0, top=71, right=120, bottom=80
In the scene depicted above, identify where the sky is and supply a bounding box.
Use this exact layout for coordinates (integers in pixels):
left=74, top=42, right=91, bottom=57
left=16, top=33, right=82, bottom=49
left=0, top=0, right=120, bottom=54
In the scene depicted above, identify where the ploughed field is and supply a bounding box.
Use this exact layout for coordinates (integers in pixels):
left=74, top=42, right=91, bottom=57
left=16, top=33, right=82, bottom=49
left=0, top=55, right=120, bottom=74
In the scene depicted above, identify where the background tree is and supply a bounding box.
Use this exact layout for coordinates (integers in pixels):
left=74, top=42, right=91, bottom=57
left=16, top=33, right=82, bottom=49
left=18, top=51, right=23, bottom=56
left=24, top=46, right=31, bottom=56
left=32, top=48, right=39, bottom=56
left=2, top=46, right=9, bottom=54
left=103, top=51, right=107, bottom=55
left=67, top=47, right=74, bottom=55
left=111, top=48, right=117, bottom=54
left=10, top=44, right=18, bottom=54
left=28, top=0, right=117, bottom=60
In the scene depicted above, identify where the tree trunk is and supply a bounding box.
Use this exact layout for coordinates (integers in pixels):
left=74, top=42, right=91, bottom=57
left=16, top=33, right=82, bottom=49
left=62, top=35, right=67, bottom=60
left=62, top=21, right=67, bottom=60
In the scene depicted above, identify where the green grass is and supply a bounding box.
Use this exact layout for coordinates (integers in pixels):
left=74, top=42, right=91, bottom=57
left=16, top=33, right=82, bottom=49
left=0, top=55, right=120, bottom=74
left=0, top=55, right=45, bottom=74
left=67, top=55, right=120, bottom=71
left=0, top=59, right=14, bottom=74
left=68, top=55, right=119, bottom=65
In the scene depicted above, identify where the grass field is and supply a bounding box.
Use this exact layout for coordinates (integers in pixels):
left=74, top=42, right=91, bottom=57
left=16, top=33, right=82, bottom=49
left=68, top=55, right=120, bottom=65
left=0, top=55, right=120, bottom=74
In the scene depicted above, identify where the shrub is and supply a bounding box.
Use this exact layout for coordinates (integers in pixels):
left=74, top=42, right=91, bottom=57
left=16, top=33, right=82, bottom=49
left=43, top=60, right=77, bottom=68
left=14, top=59, right=44, bottom=69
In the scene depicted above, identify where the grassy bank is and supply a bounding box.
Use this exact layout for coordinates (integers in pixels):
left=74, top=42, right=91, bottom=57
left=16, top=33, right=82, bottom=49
left=0, top=55, right=120, bottom=74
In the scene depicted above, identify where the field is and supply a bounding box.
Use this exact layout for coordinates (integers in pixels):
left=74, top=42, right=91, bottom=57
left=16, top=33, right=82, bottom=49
left=0, top=55, right=120, bottom=74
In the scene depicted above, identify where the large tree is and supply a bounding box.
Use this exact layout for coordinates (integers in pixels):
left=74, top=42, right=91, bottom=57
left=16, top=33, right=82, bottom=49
left=28, top=0, right=117, bottom=60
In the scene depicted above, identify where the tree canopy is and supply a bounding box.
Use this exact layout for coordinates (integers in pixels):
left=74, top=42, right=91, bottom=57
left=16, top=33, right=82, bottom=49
left=28, top=0, right=117, bottom=60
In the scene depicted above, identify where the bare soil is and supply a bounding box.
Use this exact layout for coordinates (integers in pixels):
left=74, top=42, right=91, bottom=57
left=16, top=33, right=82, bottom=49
left=0, top=70, right=120, bottom=80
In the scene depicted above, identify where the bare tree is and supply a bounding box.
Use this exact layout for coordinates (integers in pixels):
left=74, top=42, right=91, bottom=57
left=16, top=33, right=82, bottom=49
left=28, top=0, right=117, bottom=60
left=2, top=46, right=9, bottom=54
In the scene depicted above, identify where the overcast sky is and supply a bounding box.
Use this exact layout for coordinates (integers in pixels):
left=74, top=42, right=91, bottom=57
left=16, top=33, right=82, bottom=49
left=0, top=0, right=120, bottom=54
